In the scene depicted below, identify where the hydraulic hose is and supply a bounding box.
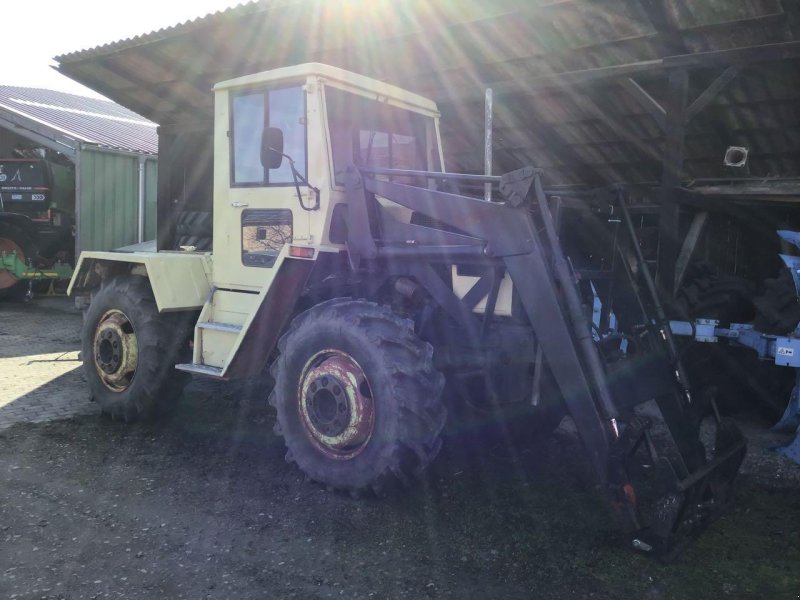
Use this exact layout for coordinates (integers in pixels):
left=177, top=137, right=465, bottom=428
left=532, top=174, right=620, bottom=430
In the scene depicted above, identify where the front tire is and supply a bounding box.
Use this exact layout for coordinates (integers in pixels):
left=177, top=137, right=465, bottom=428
left=269, top=299, right=446, bottom=493
left=81, top=275, right=194, bottom=421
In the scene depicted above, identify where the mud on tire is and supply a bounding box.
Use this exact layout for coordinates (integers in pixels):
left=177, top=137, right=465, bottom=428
left=81, top=275, right=195, bottom=421
left=269, top=298, right=446, bottom=494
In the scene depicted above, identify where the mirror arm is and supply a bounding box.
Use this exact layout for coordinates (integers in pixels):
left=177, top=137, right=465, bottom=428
left=271, top=147, right=320, bottom=212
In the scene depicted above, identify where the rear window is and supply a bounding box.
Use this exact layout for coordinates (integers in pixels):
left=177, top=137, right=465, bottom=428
left=0, top=161, right=46, bottom=188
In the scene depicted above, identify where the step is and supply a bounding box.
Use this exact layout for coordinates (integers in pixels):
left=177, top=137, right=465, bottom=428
left=197, top=321, right=243, bottom=334
left=175, top=363, right=225, bottom=378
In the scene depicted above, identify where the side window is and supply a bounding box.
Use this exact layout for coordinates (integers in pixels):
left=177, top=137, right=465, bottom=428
left=232, top=93, right=264, bottom=184
left=231, top=85, right=306, bottom=186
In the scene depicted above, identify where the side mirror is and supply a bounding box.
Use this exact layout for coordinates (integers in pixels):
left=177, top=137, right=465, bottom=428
left=260, top=127, right=284, bottom=169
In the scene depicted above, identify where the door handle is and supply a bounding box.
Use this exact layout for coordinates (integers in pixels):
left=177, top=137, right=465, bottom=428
left=230, top=201, right=249, bottom=208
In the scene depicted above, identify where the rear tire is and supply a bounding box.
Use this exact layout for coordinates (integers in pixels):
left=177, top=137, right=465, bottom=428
left=0, top=221, right=38, bottom=301
left=269, top=298, right=446, bottom=493
left=81, top=275, right=194, bottom=421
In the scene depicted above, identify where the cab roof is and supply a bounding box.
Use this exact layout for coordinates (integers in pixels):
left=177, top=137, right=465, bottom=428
left=214, top=63, right=440, bottom=117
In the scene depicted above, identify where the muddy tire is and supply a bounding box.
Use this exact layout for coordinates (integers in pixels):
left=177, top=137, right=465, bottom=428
left=673, top=267, right=756, bottom=325
left=753, top=269, right=800, bottom=335
left=81, top=275, right=194, bottom=421
left=0, top=220, right=38, bottom=301
left=673, top=270, right=758, bottom=414
left=269, top=298, right=446, bottom=493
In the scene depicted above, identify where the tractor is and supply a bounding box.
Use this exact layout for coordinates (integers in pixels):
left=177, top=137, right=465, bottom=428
left=68, top=63, right=746, bottom=556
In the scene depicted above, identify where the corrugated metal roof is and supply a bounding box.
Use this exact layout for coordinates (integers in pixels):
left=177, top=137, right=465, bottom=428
left=0, top=86, right=157, bottom=155
left=51, top=0, right=800, bottom=185
left=56, top=0, right=276, bottom=63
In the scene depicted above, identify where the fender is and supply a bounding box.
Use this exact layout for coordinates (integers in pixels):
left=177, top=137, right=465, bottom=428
left=68, top=250, right=213, bottom=312
left=0, top=212, right=38, bottom=240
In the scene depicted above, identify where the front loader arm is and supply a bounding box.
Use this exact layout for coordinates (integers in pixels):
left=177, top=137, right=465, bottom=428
left=344, top=165, right=746, bottom=556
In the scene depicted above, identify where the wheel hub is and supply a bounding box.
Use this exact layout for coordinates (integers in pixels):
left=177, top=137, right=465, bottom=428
left=93, top=309, right=138, bottom=392
left=298, top=350, right=374, bottom=459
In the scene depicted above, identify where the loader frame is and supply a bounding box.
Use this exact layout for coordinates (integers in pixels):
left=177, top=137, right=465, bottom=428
left=342, top=164, right=746, bottom=556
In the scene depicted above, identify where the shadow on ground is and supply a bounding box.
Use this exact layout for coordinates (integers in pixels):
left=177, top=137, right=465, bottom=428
left=0, top=379, right=798, bottom=599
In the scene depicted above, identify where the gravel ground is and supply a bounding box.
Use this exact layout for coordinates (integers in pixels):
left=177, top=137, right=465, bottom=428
left=0, top=298, right=799, bottom=599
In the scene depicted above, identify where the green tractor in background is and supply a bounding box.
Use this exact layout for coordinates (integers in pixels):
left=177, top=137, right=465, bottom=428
left=0, top=148, right=75, bottom=300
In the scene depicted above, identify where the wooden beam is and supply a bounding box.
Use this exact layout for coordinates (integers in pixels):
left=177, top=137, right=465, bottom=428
left=684, top=66, right=739, bottom=122
left=658, top=68, right=689, bottom=294
left=436, top=59, right=666, bottom=104
left=665, top=40, right=800, bottom=68
left=674, top=211, right=709, bottom=292
left=619, top=77, right=666, bottom=131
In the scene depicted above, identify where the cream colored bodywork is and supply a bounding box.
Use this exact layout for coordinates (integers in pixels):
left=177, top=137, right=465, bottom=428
left=451, top=267, right=514, bottom=316
left=68, top=251, right=212, bottom=312
left=68, top=62, right=504, bottom=379
left=212, top=63, right=444, bottom=292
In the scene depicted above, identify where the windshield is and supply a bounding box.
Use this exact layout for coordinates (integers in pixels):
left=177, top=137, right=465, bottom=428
left=326, top=86, right=436, bottom=186
left=0, top=160, right=47, bottom=189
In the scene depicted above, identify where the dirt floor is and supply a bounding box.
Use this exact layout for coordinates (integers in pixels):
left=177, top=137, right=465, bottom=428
left=1, top=298, right=799, bottom=599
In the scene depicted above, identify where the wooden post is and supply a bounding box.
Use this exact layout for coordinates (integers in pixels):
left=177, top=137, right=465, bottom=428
left=658, top=68, right=689, bottom=293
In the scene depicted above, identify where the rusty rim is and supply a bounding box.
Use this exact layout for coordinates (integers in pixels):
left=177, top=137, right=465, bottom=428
left=298, top=349, right=375, bottom=460
left=93, top=309, right=138, bottom=392
left=0, top=237, right=23, bottom=290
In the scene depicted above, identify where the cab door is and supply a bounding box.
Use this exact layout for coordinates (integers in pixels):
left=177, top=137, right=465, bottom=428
left=213, top=83, right=311, bottom=291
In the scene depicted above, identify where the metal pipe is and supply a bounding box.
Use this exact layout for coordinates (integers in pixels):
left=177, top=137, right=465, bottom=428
left=617, top=190, right=693, bottom=405
left=137, top=157, right=146, bottom=243
left=360, top=166, right=502, bottom=183
left=484, top=88, right=493, bottom=202
left=533, top=174, right=620, bottom=426
left=74, top=145, right=82, bottom=257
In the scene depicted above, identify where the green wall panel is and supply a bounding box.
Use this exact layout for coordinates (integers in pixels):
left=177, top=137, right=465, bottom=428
left=78, top=150, right=158, bottom=252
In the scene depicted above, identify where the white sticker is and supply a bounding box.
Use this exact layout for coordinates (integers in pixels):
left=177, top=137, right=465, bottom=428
left=777, top=347, right=794, bottom=357
left=0, top=174, right=6, bottom=182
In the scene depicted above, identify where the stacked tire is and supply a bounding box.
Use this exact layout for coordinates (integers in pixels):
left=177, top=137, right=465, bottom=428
left=673, top=267, right=758, bottom=415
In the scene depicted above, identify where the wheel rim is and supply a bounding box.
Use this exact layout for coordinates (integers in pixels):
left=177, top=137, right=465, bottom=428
left=93, top=309, right=138, bottom=392
left=298, top=349, right=375, bottom=460
left=0, top=237, right=23, bottom=290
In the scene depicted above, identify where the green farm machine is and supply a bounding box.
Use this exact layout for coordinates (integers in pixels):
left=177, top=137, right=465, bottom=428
left=0, top=152, right=75, bottom=299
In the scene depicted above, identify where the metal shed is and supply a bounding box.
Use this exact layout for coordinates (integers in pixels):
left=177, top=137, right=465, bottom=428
left=0, top=86, right=158, bottom=254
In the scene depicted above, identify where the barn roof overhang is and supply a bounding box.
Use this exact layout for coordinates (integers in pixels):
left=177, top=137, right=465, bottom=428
left=54, top=0, right=800, bottom=186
